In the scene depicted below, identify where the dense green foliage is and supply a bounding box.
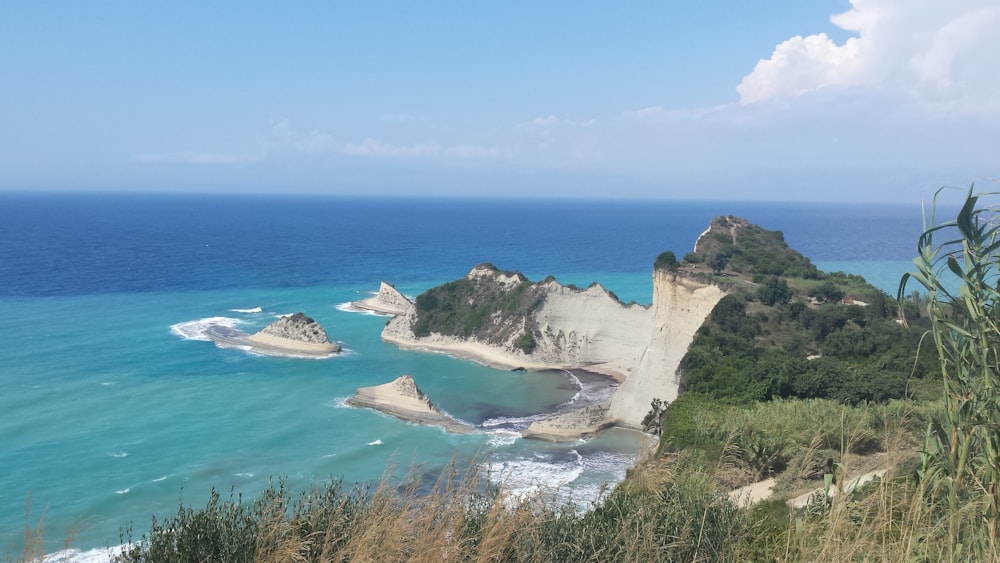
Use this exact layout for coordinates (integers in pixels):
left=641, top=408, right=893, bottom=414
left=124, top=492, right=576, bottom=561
left=411, top=264, right=544, bottom=350
left=681, top=291, right=933, bottom=404
left=653, top=250, right=679, bottom=272
left=688, top=216, right=821, bottom=278
left=678, top=216, right=935, bottom=406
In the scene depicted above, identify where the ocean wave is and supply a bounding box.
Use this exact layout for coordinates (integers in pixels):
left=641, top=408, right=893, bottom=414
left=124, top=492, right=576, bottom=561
left=486, top=453, right=585, bottom=502
left=233, top=472, right=255, bottom=478
left=328, top=397, right=350, bottom=409
left=486, top=449, right=633, bottom=508
left=335, top=301, right=392, bottom=317
left=42, top=544, right=128, bottom=563
left=485, top=429, right=521, bottom=447
left=169, top=316, right=243, bottom=341
left=230, top=306, right=263, bottom=314
left=115, top=487, right=130, bottom=494
left=152, top=475, right=168, bottom=482
left=367, top=439, right=383, bottom=446
left=109, top=451, right=128, bottom=458
left=479, top=413, right=550, bottom=431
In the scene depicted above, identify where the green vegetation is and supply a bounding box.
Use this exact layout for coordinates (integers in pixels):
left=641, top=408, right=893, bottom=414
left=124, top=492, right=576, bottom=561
left=688, top=215, right=821, bottom=278
left=678, top=215, right=936, bottom=405
left=411, top=264, right=544, bottom=351
left=901, top=186, right=1000, bottom=556
left=653, top=250, right=679, bottom=272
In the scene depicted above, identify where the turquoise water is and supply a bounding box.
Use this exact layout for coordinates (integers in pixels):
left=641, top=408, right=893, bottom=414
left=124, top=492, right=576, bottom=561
left=0, top=194, right=927, bottom=558
left=1, top=283, right=648, bottom=557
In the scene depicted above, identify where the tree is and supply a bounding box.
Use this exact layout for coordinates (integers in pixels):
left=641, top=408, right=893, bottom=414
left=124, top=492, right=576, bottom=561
left=808, top=280, right=845, bottom=303
left=654, top=250, right=679, bottom=272
left=755, top=276, right=792, bottom=306
left=709, top=252, right=730, bottom=275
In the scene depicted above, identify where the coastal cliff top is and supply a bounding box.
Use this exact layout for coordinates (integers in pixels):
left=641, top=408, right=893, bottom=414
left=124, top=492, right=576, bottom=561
left=686, top=215, right=819, bottom=279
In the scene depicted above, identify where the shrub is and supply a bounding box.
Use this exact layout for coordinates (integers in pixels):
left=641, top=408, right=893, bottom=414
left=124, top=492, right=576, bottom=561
left=654, top=250, right=679, bottom=272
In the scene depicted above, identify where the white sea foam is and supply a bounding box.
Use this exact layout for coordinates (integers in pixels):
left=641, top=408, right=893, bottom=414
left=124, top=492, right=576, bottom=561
left=328, top=397, right=350, bottom=409
left=367, top=439, right=383, bottom=446
left=233, top=472, right=255, bottom=478
left=336, top=301, right=393, bottom=317
left=100, top=381, right=115, bottom=386
left=152, top=475, right=168, bottom=482
left=487, top=454, right=585, bottom=502
left=109, top=451, right=128, bottom=458
left=479, top=413, right=550, bottom=431
left=485, top=429, right=521, bottom=447
left=486, top=449, right=634, bottom=508
left=169, top=316, right=243, bottom=341
left=115, top=487, right=130, bottom=494
left=42, top=544, right=128, bottom=563
left=231, top=306, right=263, bottom=314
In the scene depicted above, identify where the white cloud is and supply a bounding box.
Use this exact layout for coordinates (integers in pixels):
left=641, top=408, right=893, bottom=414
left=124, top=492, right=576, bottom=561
left=737, top=0, right=1000, bottom=115
left=521, top=115, right=596, bottom=128
left=133, top=151, right=263, bottom=164
left=342, top=138, right=501, bottom=159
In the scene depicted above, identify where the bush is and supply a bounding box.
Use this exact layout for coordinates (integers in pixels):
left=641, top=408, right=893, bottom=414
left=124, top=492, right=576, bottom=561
left=654, top=250, right=679, bottom=272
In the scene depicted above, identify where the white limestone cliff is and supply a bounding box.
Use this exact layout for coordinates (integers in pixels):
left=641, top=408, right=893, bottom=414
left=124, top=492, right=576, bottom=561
left=382, top=265, right=726, bottom=438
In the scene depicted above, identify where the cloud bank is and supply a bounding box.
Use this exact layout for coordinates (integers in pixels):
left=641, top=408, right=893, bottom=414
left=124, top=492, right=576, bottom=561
left=737, top=0, right=1000, bottom=115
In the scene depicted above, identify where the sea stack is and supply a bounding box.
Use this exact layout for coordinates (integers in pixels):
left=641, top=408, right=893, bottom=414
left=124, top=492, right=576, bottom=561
left=245, top=312, right=341, bottom=356
left=351, top=282, right=413, bottom=316
left=347, top=375, right=473, bottom=434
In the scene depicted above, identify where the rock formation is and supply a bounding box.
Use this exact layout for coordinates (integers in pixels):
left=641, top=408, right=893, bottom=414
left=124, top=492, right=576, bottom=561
left=382, top=261, right=726, bottom=436
left=347, top=375, right=473, bottom=434
left=352, top=282, right=413, bottom=315
left=245, top=312, right=341, bottom=355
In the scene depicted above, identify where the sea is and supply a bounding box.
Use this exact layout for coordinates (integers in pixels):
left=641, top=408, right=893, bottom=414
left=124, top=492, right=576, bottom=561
left=0, top=193, right=932, bottom=560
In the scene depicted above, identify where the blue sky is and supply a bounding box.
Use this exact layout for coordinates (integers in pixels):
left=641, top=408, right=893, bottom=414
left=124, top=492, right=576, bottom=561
left=1, top=1, right=997, bottom=202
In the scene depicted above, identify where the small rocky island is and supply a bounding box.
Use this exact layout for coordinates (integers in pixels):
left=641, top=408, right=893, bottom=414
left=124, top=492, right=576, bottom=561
left=350, top=281, right=413, bottom=315
left=346, top=375, right=474, bottom=434
left=208, top=312, right=341, bottom=357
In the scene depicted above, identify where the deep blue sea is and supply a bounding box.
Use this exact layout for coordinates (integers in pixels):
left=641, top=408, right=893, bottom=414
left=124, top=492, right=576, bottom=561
left=0, top=193, right=928, bottom=560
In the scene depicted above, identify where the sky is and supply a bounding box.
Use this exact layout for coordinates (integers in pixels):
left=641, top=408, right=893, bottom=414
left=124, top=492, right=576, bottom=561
left=1, top=1, right=997, bottom=202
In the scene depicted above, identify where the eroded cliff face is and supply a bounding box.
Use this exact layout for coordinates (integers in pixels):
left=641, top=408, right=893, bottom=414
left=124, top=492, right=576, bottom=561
left=383, top=263, right=726, bottom=435
left=373, top=282, right=413, bottom=314
left=382, top=266, right=648, bottom=371
left=605, top=271, right=726, bottom=427
left=530, top=281, right=650, bottom=370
